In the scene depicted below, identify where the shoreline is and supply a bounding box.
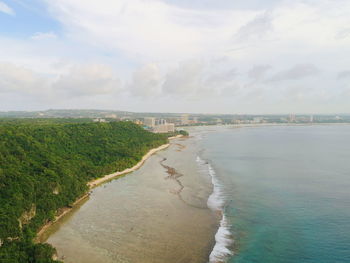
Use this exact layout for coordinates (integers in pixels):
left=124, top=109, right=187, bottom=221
left=178, top=122, right=350, bottom=130
left=36, top=134, right=183, bottom=242
left=36, top=193, right=90, bottom=241
left=87, top=143, right=170, bottom=188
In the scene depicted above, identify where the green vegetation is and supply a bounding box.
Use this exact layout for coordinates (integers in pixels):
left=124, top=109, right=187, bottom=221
left=0, top=121, right=168, bottom=262
left=0, top=118, right=94, bottom=125
left=178, top=130, right=189, bottom=136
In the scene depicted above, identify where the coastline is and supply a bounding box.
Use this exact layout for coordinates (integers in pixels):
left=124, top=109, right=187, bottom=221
left=87, top=143, right=170, bottom=188
left=178, top=122, right=350, bottom=130
left=36, top=193, right=90, bottom=241
left=36, top=134, right=183, bottom=242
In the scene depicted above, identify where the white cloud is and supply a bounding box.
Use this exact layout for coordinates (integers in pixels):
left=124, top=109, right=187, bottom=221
left=31, top=32, right=57, bottom=40
left=53, top=64, right=121, bottom=97
left=205, top=68, right=237, bottom=86
left=337, top=70, right=350, bottom=80
left=1, top=0, right=350, bottom=113
left=29, top=0, right=350, bottom=71
left=268, top=64, right=320, bottom=82
left=128, top=64, right=162, bottom=96
left=273, top=1, right=350, bottom=49
left=248, top=65, right=272, bottom=81
left=335, top=28, right=350, bottom=40
left=0, top=1, right=14, bottom=15
left=0, top=62, right=47, bottom=93
left=234, top=11, right=273, bottom=42
left=0, top=62, right=121, bottom=101
left=161, top=58, right=238, bottom=98
left=162, top=60, right=204, bottom=95
left=43, top=0, right=259, bottom=61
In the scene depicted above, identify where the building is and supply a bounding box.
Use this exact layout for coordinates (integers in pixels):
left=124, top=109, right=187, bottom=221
left=153, top=123, right=175, bottom=133
left=142, top=117, right=175, bottom=133
left=134, top=119, right=143, bottom=125
left=289, top=114, right=296, bottom=122
left=181, top=114, right=189, bottom=125
left=156, top=119, right=167, bottom=125
left=143, top=117, right=156, bottom=127
left=167, top=117, right=178, bottom=124
left=215, top=118, right=223, bottom=124
left=253, top=117, right=264, bottom=123
left=93, top=118, right=107, bottom=123
left=105, top=114, right=118, bottom=119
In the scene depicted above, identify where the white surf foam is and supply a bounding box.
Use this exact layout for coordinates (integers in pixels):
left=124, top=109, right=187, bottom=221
left=209, top=214, right=233, bottom=263
left=196, top=156, right=233, bottom=263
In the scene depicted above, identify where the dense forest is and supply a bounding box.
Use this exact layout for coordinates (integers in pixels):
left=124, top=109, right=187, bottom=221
left=0, top=120, right=169, bottom=262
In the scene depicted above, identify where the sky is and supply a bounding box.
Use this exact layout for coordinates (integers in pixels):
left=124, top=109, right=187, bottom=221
left=0, top=0, right=350, bottom=114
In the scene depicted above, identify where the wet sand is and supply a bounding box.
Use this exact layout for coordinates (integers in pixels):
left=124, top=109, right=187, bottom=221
left=43, top=137, right=218, bottom=263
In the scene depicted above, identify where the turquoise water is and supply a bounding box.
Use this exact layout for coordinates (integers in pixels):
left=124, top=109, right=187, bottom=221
left=199, top=125, right=350, bottom=263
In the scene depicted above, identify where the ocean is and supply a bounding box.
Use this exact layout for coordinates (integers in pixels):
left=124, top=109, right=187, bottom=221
left=196, top=125, right=350, bottom=262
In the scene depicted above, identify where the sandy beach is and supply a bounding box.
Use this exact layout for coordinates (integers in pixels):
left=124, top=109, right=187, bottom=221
left=87, top=143, right=170, bottom=188
left=89, top=135, right=184, bottom=188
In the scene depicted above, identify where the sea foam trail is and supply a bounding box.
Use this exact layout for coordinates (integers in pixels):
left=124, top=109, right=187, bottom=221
left=196, top=156, right=233, bottom=263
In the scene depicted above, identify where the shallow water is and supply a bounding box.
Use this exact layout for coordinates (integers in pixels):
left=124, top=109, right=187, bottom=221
left=198, top=125, right=350, bottom=263
left=45, top=137, right=217, bottom=263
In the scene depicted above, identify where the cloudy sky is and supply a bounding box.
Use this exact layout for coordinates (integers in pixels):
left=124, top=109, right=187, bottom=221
left=0, top=0, right=350, bottom=114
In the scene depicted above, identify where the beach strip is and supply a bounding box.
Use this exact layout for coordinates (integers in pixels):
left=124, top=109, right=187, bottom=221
left=89, top=135, right=183, bottom=188
left=88, top=143, right=170, bottom=188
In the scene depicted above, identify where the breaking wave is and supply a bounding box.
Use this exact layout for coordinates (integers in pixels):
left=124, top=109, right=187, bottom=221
left=196, top=156, right=233, bottom=263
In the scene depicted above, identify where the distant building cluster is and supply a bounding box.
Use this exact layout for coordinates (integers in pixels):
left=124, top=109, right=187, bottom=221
left=138, top=114, right=206, bottom=133
left=6, top=109, right=349, bottom=127
left=143, top=117, right=156, bottom=127
left=181, top=114, right=189, bottom=125
left=44, top=110, right=350, bottom=127
left=231, top=114, right=315, bottom=124
left=139, top=113, right=322, bottom=129
left=142, top=117, right=175, bottom=133
left=289, top=114, right=296, bottom=122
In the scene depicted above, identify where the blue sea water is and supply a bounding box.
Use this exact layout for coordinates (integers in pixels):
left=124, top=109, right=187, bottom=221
left=199, top=125, right=350, bottom=263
